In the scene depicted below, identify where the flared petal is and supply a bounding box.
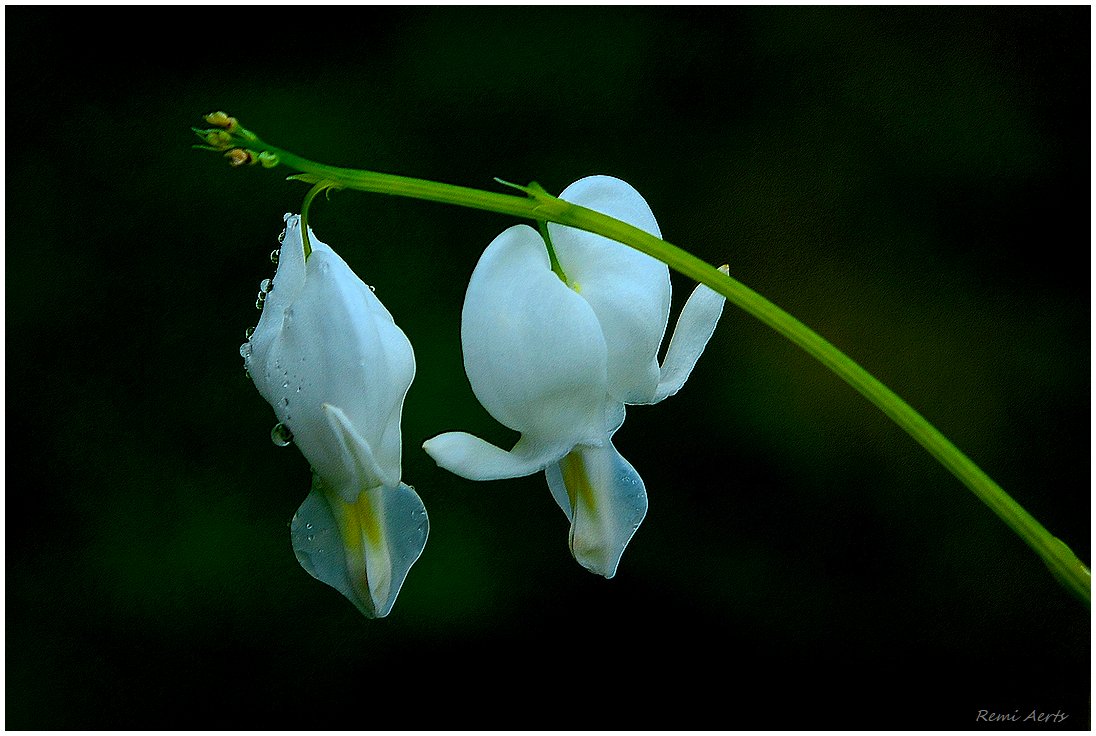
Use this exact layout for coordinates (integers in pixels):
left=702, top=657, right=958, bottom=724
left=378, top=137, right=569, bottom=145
left=649, top=266, right=728, bottom=404
left=246, top=216, right=415, bottom=491
left=423, top=431, right=576, bottom=482
left=291, top=473, right=429, bottom=619
left=459, top=223, right=608, bottom=452
left=548, top=176, right=671, bottom=404
left=544, top=441, right=648, bottom=578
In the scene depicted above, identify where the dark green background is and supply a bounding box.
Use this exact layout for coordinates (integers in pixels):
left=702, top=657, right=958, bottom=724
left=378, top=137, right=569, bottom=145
left=7, top=7, right=1089, bottom=729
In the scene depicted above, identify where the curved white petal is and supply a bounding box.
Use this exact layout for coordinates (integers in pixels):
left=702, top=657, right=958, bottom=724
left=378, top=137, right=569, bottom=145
left=423, top=431, right=575, bottom=481
left=323, top=404, right=395, bottom=500
left=548, top=176, right=671, bottom=404
left=544, top=441, right=648, bottom=578
left=291, top=474, right=429, bottom=619
left=460, top=224, right=608, bottom=452
left=649, top=267, right=728, bottom=404
left=246, top=216, right=415, bottom=491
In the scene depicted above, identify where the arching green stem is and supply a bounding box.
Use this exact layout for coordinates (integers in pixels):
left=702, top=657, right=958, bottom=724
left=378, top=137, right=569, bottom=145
left=298, top=180, right=341, bottom=259
left=199, top=117, right=1090, bottom=605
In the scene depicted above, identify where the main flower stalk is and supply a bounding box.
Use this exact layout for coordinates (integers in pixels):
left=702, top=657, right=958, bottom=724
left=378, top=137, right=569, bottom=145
left=196, top=113, right=1090, bottom=605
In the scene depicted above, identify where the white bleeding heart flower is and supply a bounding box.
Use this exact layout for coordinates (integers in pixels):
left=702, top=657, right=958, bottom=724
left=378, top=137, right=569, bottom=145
left=423, top=176, right=726, bottom=578
left=243, top=214, right=428, bottom=618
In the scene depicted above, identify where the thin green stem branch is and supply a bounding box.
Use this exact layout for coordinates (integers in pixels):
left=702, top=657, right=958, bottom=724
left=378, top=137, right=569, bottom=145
left=200, top=118, right=1090, bottom=605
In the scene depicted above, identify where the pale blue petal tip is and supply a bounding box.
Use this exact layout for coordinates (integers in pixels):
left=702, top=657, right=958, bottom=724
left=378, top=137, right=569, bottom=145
left=291, top=482, right=428, bottom=618
left=546, top=442, right=648, bottom=579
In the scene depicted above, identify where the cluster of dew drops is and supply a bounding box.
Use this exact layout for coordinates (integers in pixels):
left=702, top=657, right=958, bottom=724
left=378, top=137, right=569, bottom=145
left=238, top=217, right=295, bottom=449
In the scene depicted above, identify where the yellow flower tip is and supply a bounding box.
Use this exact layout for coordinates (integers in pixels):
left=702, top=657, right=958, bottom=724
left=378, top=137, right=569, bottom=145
left=204, top=111, right=239, bottom=131
left=225, top=148, right=254, bottom=167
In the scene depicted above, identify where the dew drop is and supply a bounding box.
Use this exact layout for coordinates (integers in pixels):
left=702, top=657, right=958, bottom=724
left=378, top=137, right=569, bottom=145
left=244, top=326, right=255, bottom=340
left=239, top=342, right=252, bottom=359
left=305, top=522, right=313, bottom=530
left=244, top=369, right=251, bottom=379
left=306, top=535, right=314, bottom=542
left=368, top=284, right=376, bottom=292
left=260, top=278, right=273, bottom=294
left=271, top=248, right=281, bottom=264
left=282, top=380, right=289, bottom=388
left=277, top=228, right=287, bottom=244
left=270, top=422, right=294, bottom=447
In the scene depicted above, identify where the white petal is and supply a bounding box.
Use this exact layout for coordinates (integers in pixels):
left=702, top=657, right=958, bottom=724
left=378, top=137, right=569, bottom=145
left=543, top=441, right=648, bottom=578
left=247, top=217, right=414, bottom=490
left=548, top=176, right=671, bottom=404
left=650, top=267, right=727, bottom=404
left=291, top=474, right=429, bottom=619
left=423, top=432, right=574, bottom=481
left=460, top=224, right=607, bottom=451
left=323, top=403, right=395, bottom=499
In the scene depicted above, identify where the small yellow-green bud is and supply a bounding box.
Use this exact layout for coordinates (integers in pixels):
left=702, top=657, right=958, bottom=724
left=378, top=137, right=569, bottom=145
left=205, top=129, right=233, bottom=149
left=257, top=151, right=279, bottom=169
left=225, top=148, right=254, bottom=167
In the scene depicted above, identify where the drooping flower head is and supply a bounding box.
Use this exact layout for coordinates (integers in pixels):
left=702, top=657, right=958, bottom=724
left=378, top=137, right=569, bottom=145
left=243, top=214, right=428, bottom=618
left=424, top=176, right=725, bottom=577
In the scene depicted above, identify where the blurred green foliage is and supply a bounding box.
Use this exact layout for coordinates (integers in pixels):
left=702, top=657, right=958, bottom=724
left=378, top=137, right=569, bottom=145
left=6, top=6, right=1088, bottom=729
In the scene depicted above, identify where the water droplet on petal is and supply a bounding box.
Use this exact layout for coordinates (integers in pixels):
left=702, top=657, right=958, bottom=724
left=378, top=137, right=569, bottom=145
left=255, top=297, right=264, bottom=311
left=270, top=422, right=294, bottom=447
left=368, top=284, right=376, bottom=292
left=244, top=326, right=255, bottom=340
left=244, top=369, right=251, bottom=379
left=305, top=522, right=313, bottom=530
left=271, top=248, right=281, bottom=264
left=260, top=278, right=273, bottom=294
left=239, top=343, right=252, bottom=359
left=306, top=535, right=314, bottom=542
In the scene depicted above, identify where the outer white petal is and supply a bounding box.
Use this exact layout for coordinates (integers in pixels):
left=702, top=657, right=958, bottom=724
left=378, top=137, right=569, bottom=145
left=544, top=441, right=648, bottom=579
left=460, top=224, right=608, bottom=452
left=649, top=267, right=728, bottom=404
left=423, top=432, right=575, bottom=482
left=548, top=176, right=671, bottom=404
left=246, top=216, right=414, bottom=493
left=291, top=474, right=429, bottom=619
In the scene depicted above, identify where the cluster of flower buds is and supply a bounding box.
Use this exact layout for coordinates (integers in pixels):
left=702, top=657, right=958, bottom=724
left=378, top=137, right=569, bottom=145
left=192, top=111, right=278, bottom=168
